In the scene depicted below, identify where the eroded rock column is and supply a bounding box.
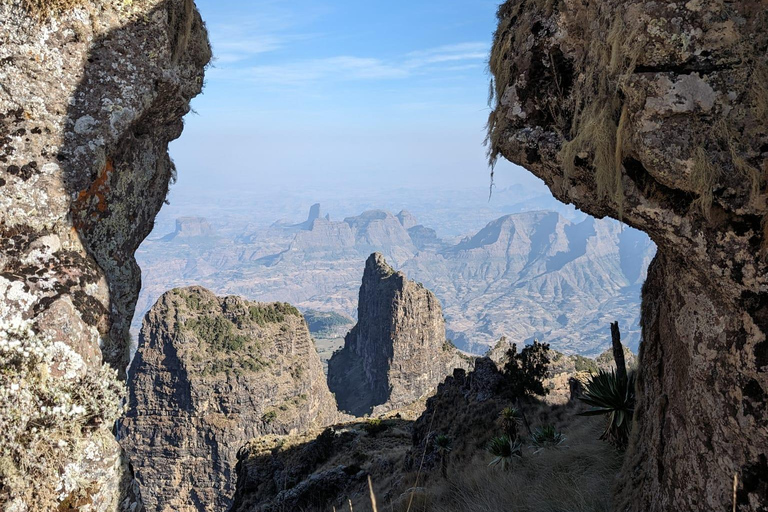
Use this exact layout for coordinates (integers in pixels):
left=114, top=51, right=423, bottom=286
left=488, top=0, right=767, bottom=509
left=0, top=0, right=210, bottom=509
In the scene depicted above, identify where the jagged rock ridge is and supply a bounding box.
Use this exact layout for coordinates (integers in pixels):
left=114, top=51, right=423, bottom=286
left=327, top=253, right=471, bottom=416
left=0, top=0, right=209, bottom=509
left=121, top=286, right=339, bottom=511
left=488, top=0, right=768, bottom=509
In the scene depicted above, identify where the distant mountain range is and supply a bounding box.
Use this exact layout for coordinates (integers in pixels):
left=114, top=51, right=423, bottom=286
left=133, top=204, right=655, bottom=356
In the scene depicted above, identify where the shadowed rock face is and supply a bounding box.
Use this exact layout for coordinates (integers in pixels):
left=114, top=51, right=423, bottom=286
left=488, top=1, right=767, bottom=510
left=0, top=0, right=209, bottom=509
left=327, top=253, right=471, bottom=416
left=121, top=287, right=339, bottom=511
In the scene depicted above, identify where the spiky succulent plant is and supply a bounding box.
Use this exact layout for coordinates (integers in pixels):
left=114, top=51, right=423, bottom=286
left=578, top=369, right=636, bottom=448
left=487, top=435, right=522, bottom=470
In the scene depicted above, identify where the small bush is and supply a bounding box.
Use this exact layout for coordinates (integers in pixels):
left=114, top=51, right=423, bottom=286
left=503, top=339, right=551, bottom=398
left=186, top=315, right=246, bottom=352
left=363, top=418, right=388, bottom=437
left=262, top=411, right=277, bottom=424
left=249, top=303, right=301, bottom=327
left=499, top=407, right=522, bottom=440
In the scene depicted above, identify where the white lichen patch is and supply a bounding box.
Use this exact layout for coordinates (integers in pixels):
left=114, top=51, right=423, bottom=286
left=0, top=320, right=124, bottom=510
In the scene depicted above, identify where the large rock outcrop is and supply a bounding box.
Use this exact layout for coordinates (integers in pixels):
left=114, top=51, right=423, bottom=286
left=121, top=286, right=339, bottom=511
left=0, top=0, right=209, bottom=509
left=488, top=1, right=767, bottom=510
left=327, top=253, right=471, bottom=416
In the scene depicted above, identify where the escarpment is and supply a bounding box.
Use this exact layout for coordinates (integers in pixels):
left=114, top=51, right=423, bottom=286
left=327, top=253, right=472, bottom=416
left=488, top=1, right=768, bottom=510
left=121, top=287, right=339, bottom=511
left=0, top=0, right=209, bottom=509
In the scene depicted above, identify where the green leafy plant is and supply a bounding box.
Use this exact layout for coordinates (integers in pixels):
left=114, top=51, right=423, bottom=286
left=499, top=407, right=522, bottom=440
left=530, top=424, right=566, bottom=452
left=503, top=339, right=551, bottom=398
left=434, top=435, right=453, bottom=478
left=486, top=435, right=522, bottom=470
left=578, top=369, right=636, bottom=448
left=261, top=410, right=277, bottom=424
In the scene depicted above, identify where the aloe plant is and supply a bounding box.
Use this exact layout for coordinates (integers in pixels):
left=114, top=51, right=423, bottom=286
left=486, top=435, right=522, bottom=470
left=499, top=406, right=522, bottom=440
left=434, top=434, right=452, bottom=478
left=578, top=369, right=636, bottom=448
left=530, top=424, right=566, bottom=452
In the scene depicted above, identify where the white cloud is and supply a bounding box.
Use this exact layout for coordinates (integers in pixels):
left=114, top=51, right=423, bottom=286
left=214, top=41, right=488, bottom=86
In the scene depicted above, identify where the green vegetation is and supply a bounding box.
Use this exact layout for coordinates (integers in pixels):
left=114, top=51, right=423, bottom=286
left=249, top=302, right=300, bottom=327
left=302, top=309, right=354, bottom=336
left=20, top=0, right=84, bottom=18
left=486, top=435, right=522, bottom=470
left=579, top=369, right=636, bottom=448
left=186, top=315, right=246, bottom=352
left=499, top=407, right=522, bottom=440
left=503, top=340, right=551, bottom=398
left=573, top=354, right=599, bottom=373
left=434, top=435, right=452, bottom=478
left=530, top=424, right=566, bottom=451
left=261, top=411, right=277, bottom=424
left=363, top=418, right=388, bottom=437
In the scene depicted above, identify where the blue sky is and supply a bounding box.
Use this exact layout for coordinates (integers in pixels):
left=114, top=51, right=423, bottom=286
left=169, top=0, right=545, bottom=193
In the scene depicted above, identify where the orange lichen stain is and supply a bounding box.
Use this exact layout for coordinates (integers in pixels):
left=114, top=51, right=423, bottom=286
left=73, top=159, right=113, bottom=229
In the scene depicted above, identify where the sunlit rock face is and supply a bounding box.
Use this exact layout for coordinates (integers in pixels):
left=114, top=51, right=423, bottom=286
left=121, top=287, right=339, bottom=511
left=488, top=1, right=768, bottom=510
left=0, top=0, right=209, bottom=509
left=327, top=253, right=472, bottom=416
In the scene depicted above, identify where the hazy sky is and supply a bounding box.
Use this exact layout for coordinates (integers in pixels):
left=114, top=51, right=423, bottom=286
left=169, top=0, right=547, bottom=194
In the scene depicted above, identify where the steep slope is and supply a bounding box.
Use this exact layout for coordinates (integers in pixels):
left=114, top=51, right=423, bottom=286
left=134, top=208, right=654, bottom=356
left=488, top=0, right=768, bottom=508
left=403, top=211, right=655, bottom=353
left=327, top=253, right=471, bottom=416
left=0, top=1, right=209, bottom=509
left=121, top=287, right=338, bottom=511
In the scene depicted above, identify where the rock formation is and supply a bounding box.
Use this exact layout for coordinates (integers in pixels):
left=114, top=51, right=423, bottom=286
left=0, top=0, right=209, bottom=509
left=121, top=286, right=338, bottom=511
left=162, top=216, right=215, bottom=241
left=488, top=0, right=767, bottom=509
left=327, top=253, right=471, bottom=416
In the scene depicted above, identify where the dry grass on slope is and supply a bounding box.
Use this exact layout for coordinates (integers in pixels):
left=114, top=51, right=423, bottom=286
left=395, top=407, right=622, bottom=512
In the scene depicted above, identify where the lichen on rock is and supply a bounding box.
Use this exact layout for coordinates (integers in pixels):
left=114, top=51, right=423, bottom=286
left=488, top=0, right=768, bottom=509
left=0, top=0, right=210, bottom=508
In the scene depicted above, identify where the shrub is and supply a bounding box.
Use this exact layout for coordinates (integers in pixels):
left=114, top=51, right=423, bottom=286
left=363, top=418, right=388, bottom=437
left=530, top=424, right=566, bottom=451
left=434, top=435, right=453, bottom=478
left=186, top=315, right=246, bottom=352
left=249, top=303, right=301, bottom=327
left=486, top=435, right=522, bottom=470
left=262, top=411, right=277, bottom=424
left=503, top=340, right=551, bottom=398
left=499, top=407, right=522, bottom=440
left=578, top=369, right=636, bottom=448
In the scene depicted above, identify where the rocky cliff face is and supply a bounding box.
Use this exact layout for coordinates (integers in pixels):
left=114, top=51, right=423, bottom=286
left=327, top=253, right=471, bottom=416
left=121, top=286, right=339, bottom=511
left=0, top=0, right=209, bottom=509
left=488, top=0, right=767, bottom=509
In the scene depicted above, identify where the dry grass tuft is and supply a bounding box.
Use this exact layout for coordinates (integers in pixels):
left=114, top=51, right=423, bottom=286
left=19, top=0, right=85, bottom=19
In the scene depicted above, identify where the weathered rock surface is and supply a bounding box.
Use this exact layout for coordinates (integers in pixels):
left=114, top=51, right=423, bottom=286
left=121, top=286, right=339, bottom=511
left=488, top=0, right=768, bottom=509
left=0, top=0, right=209, bottom=509
left=327, top=253, right=472, bottom=416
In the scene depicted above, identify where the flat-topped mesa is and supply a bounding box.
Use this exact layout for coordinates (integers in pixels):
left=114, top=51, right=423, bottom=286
left=121, top=286, right=339, bottom=511
left=488, top=1, right=767, bottom=509
left=0, top=1, right=209, bottom=509
left=162, top=216, right=215, bottom=240
left=327, top=253, right=471, bottom=416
